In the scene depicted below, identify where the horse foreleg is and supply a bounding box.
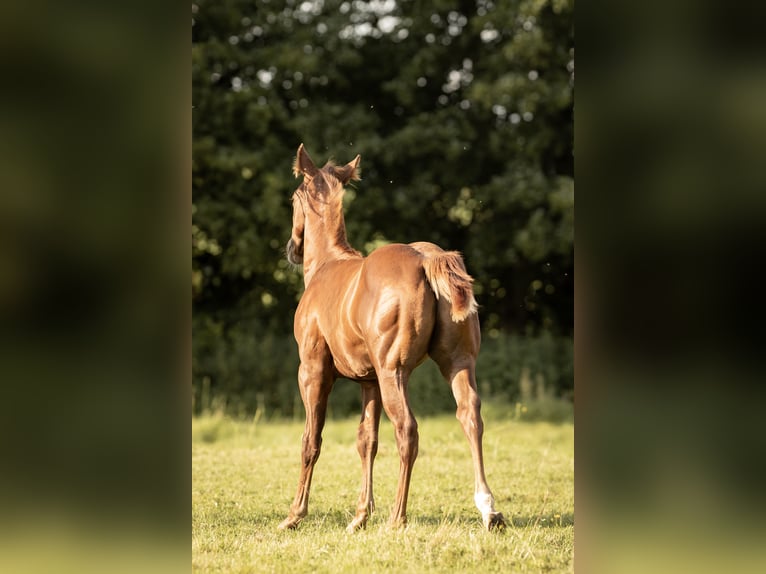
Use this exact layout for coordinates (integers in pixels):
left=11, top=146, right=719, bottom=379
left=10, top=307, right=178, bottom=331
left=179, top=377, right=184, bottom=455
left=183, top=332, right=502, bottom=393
left=278, top=362, right=333, bottom=530
left=347, top=382, right=382, bottom=532
left=449, top=364, right=506, bottom=531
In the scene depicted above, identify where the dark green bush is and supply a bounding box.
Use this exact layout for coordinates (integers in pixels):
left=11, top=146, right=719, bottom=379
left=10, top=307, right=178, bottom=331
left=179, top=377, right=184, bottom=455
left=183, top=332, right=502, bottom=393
left=192, top=0, right=574, bottom=424
left=193, top=318, right=573, bottom=421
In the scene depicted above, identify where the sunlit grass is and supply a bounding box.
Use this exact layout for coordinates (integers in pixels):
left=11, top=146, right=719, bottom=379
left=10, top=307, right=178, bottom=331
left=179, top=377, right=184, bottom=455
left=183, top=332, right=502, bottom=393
left=192, top=413, right=573, bottom=573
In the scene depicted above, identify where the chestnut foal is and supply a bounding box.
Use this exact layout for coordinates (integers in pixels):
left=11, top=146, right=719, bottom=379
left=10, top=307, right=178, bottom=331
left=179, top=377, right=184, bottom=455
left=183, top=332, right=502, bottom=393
left=278, top=144, right=505, bottom=532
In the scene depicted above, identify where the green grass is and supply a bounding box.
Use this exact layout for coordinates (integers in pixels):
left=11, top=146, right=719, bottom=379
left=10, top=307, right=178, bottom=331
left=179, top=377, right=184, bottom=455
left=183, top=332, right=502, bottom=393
left=192, top=412, right=573, bottom=573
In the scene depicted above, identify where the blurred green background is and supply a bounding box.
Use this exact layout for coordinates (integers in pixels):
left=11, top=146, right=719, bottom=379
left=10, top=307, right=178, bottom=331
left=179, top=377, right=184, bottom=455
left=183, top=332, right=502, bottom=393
left=191, top=0, right=574, bottom=418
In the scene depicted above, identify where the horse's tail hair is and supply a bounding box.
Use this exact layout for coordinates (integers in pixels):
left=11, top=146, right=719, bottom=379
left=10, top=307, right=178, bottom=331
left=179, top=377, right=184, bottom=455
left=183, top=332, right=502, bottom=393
left=422, top=251, right=478, bottom=322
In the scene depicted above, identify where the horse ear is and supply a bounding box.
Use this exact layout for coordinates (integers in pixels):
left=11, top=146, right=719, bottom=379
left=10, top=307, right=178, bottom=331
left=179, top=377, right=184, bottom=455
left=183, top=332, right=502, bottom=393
left=293, top=143, right=319, bottom=179
left=333, top=154, right=361, bottom=185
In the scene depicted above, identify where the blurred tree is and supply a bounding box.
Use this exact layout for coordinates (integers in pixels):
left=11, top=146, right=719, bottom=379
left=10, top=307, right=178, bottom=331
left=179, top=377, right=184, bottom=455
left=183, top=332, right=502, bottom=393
left=192, top=0, right=573, bottom=414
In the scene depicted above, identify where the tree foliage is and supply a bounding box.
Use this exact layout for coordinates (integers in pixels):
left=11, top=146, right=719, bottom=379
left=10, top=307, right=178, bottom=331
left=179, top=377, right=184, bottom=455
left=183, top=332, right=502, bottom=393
left=192, top=0, right=573, bottom=415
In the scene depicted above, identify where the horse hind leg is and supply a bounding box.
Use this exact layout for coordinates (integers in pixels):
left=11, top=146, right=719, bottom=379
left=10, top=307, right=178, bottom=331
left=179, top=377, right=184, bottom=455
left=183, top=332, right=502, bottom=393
left=449, top=363, right=506, bottom=530
left=430, top=318, right=506, bottom=530
left=376, top=367, right=418, bottom=528
left=347, top=382, right=382, bottom=533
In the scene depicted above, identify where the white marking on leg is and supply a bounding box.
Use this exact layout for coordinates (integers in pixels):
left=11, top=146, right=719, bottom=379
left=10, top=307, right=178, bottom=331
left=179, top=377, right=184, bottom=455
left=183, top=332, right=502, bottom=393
left=474, top=492, right=496, bottom=517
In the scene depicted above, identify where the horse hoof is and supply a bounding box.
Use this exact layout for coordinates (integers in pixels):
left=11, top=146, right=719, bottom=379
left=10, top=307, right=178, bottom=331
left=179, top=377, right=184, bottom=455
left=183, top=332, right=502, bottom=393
left=278, top=517, right=301, bottom=530
left=484, top=512, right=507, bottom=531
left=346, top=516, right=367, bottom=533
left=387, top=516, right=407, bottom=529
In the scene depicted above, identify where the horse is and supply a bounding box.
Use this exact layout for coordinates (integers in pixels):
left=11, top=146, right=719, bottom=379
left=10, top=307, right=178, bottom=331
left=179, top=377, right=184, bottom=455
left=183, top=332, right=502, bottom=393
left=278, top=144, right=506, bottom=532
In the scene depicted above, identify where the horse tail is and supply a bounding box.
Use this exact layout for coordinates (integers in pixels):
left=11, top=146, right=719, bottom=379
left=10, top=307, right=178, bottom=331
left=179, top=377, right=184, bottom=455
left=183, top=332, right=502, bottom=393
left=420, top=250, right=478, bottom=322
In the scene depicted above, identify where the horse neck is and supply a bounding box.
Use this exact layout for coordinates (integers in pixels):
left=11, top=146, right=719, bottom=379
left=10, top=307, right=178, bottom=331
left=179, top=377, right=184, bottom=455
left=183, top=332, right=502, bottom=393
left=302, top=208, right=361, bottom=285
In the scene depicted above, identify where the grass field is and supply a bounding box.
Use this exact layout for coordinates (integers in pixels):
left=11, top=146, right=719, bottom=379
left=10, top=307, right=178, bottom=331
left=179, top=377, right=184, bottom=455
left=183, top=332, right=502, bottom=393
left=192, top=411, right=573, bottom=573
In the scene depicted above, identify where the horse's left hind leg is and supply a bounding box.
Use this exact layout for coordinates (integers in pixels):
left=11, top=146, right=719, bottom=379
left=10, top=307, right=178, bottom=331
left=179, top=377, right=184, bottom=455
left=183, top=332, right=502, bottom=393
left=377, top=367, right=419, bottom=528
left=347, top=382, right=382, bottom=532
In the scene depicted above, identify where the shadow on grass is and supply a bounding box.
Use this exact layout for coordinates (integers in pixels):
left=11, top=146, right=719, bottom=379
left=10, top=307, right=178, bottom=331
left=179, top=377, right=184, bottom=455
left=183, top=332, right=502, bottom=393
left=258, top=509, right=573, bottom=532
left=510, top=512, right=574, bottom=528
left=405, top=512, right=573, bottom=530
left=252, top=509, right=352, bottom=531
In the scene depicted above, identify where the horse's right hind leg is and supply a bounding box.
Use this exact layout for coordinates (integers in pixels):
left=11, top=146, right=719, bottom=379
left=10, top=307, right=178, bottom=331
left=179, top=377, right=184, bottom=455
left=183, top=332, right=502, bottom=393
left=431, top=316, right=506, bottom=530
left=446, top=361, right=506, bottom=530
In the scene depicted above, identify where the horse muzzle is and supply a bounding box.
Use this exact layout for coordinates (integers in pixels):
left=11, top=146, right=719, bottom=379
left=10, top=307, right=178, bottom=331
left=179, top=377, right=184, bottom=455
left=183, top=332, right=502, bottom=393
left=286, top=239, right=304, bottom=265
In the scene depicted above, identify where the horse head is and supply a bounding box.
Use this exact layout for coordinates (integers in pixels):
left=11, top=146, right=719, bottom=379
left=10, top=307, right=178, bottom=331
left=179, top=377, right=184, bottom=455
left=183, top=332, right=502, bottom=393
left=286, top=143, right=360, bottom=266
